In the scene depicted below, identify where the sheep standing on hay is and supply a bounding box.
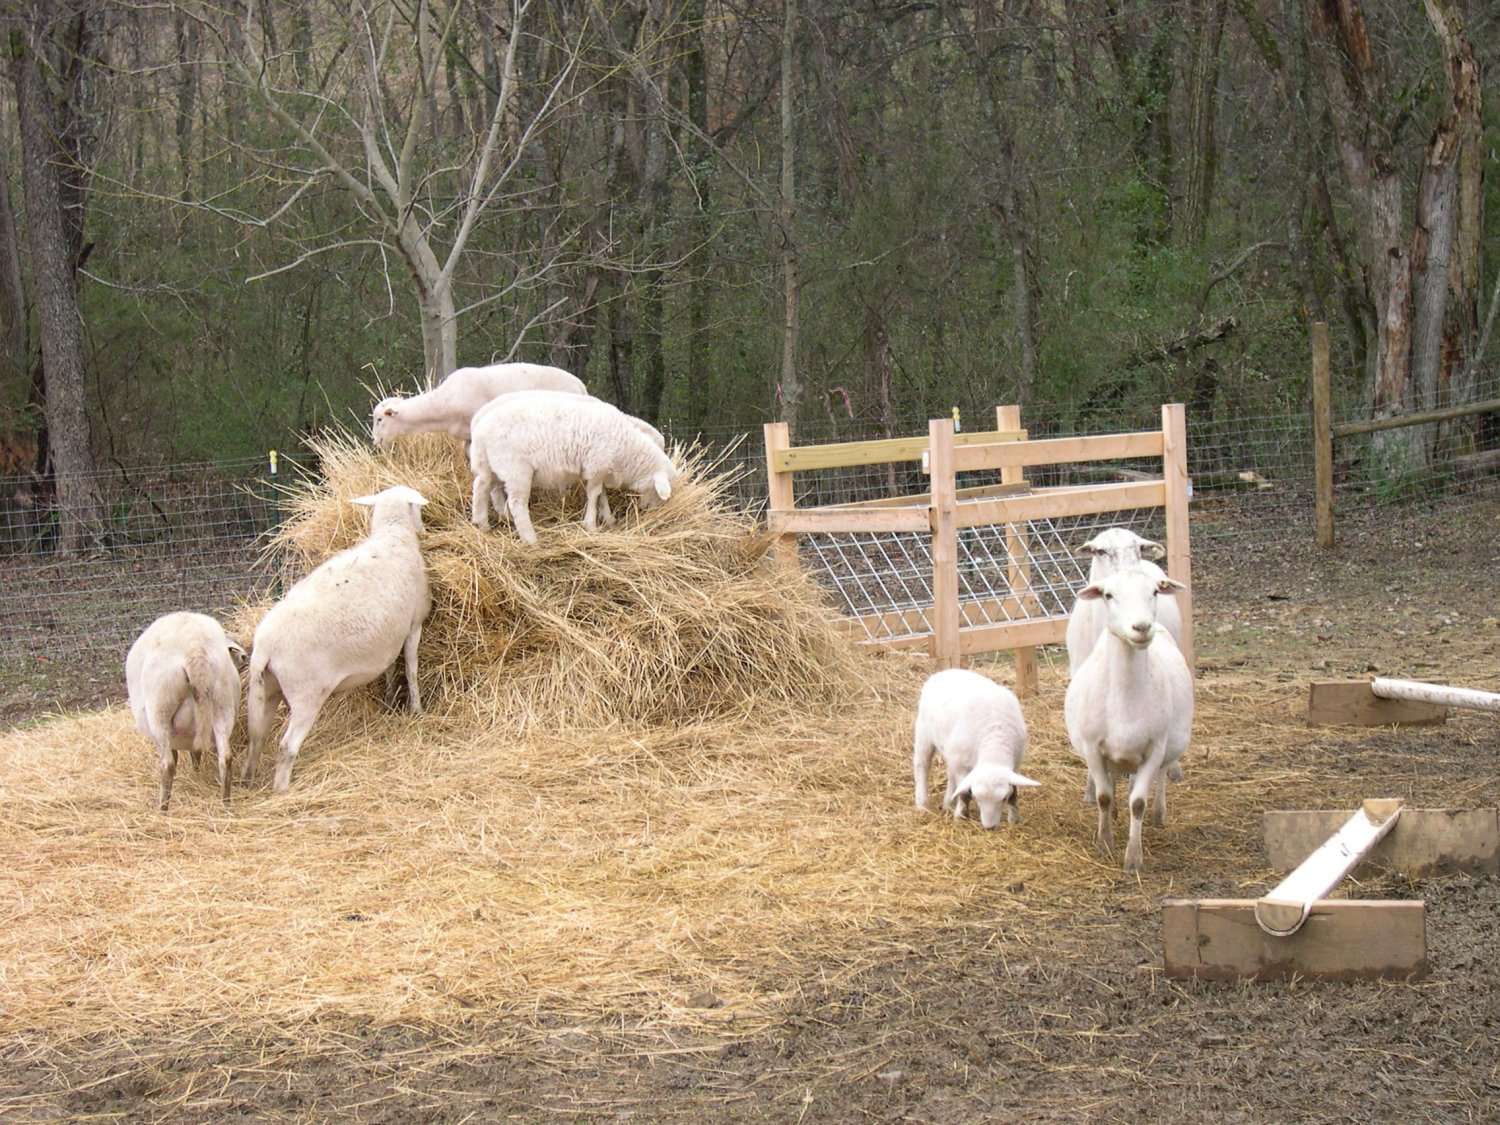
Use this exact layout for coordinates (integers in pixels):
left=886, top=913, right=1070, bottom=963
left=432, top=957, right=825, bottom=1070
left=468, top=390, right=678, bottom=544
left=125, top=611, right=246, bottom=810
left=243, top=486, right=431, bottom=792
left=912, top=668, right=1040, bottom=829
left=1064, top=568, right=1193, bottom=873
left=371, top=361, right=586, bottom=451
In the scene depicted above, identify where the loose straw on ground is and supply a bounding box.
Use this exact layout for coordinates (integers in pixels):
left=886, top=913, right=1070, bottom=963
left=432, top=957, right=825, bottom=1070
left=1, top=432, right=1490, bottom=1047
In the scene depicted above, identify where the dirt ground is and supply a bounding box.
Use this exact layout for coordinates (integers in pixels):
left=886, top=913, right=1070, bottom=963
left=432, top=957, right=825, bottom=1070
left=3, top=496, right=1499, bottom=1123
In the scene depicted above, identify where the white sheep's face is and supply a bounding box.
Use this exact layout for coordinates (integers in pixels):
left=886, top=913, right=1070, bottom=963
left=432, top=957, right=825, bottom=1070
left=371, top=399, right=402, bottom=450
left=951, top=765, right=1041, bottom=830
left=1082, top=568, right=1182, bottom=650
left=1079, top=527, right=1164, bottom=579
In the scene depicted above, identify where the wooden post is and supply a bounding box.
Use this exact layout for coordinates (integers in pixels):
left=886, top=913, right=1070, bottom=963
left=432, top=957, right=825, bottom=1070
left=928, top=417, right=960, bottom=670
left=764, top=422, right=797, bottom=566
left=997, top=405, right=1037, bottom=697
left=1161, top=403, right=1194, bottom=672
left=1312, top=322, right=1334, bottom=549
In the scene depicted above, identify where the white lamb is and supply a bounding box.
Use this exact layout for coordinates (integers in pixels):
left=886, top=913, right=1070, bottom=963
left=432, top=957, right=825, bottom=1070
left=912, top=668, right=1040, bottom=829
left=1064, top=568, right=1194, bottom=873
left=243, top=486, right=431, bottom=792
left=1065, top=527, right=1184, bottom=673
left=125, top=611, right=246, bottom=810
left=371, top=361, right=586, bottom=450
left=469, top=390, right=678, bottom=545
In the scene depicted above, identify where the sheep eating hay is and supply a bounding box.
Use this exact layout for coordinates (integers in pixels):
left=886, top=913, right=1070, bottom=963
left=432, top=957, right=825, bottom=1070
left=469, top=390, right=679, bottom=544
left=912, top=668, right=1040, bottom=829
left=244, top=485, right=431, bottom=791
left=242, top=430, right=872, bottom=738
left=125, top=611, right=245, bottom=809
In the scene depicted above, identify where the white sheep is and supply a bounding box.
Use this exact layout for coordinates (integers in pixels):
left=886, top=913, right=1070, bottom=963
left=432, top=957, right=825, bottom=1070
left=1063, top=568, right=1193, bottom=873
left=371, top=361, right=586, bottom=451
left=1065, top=527, right=1184, bottom=673
left=469, top=390, right=678, bottom=545
left=1067, top=527, right=1188, bottom=804
left=912, top=668, right=1040, bottom=829
left=125, top=611, right=246, bottom=810
left=243, top=486, right=431, bottom=792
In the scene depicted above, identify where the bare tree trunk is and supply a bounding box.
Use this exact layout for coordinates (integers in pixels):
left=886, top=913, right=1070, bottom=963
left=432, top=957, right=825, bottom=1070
left=682, top=0, right=711, bottom=424
left=1424, top=0, right=1482, bottom=450
left=0, top=144, right=28, bottom=398
left=778, top=0, right=801, bottom=438
left=1304, top=0, right=1481, bottom=481
left=1182, top=0, right=1226, bottom=246
left=172, top=9, right=198, bottom=202
left=11, top=2, right=105, bottom=554
left=963, top=0, right=1039, bottom=406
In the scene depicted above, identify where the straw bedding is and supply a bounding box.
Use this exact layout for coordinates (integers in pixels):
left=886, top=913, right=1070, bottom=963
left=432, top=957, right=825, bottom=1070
left=0, top=435, right=1466, bottom=1043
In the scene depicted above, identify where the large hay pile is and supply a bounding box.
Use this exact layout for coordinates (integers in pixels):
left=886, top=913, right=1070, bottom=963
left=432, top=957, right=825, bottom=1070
left=241, top=432, right=872, bottom=730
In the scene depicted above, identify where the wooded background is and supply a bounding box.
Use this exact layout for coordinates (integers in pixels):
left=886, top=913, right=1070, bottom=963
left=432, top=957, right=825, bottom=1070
left=0, top=0, right=1496, bottom=555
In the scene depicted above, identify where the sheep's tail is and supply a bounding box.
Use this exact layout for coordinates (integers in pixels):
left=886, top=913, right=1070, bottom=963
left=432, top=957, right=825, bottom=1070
left=181, top=649, right=232, bottom=735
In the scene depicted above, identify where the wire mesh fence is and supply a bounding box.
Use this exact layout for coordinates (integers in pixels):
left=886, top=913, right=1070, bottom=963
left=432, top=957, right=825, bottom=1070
left=2, top=400, right=1497, bottom=713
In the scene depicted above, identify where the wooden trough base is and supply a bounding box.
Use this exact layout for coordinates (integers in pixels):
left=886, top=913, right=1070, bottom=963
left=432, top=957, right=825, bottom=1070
left=1307, top=677, right=1500, bottom=727
left=1163, top=899, right=1427, bottom=982
left=1163, top=806, right=1499, bottom=982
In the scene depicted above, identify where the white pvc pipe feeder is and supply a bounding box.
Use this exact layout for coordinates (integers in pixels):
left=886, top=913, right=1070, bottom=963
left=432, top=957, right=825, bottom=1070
left=1372, top=678, right=1500, bottom=713
left=1255, top=799, right=1404, bottom=937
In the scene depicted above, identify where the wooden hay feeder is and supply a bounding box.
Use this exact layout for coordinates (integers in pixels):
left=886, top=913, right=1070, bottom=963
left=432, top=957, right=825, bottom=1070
left=1163, top=799, right=1500, bottom=982
left=1307, top=677, right=1500, bottom=727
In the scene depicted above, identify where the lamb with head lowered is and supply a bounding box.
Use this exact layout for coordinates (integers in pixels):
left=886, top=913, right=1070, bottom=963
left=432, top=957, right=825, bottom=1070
left=468, top=390, right=678, bottom=544
left=243, top=485, right=431, bottom=792
left=912, top=667, right=1040, bottom=829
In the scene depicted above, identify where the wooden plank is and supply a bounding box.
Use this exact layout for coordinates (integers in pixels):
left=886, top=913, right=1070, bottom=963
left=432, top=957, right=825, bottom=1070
left=957, top=615, right=1070, bottom=656
left=1162, top=899, right=1428, bottom=982
left=823, top=480, right=1030, bottom=510
left=773, top=427, right=1025, bottom=472
left=1255, top=799, right=1403, bottom=936
left=929, top=419, right=960, bottom=670
left=1161, top=403, right=1194, bottom=670
left=764, top=422, right=796, bottom=566
left=1332, top=395, right=1500, bottom=439
left=1306, top=680, right=1448, bottom=727
left=1263, top=808, right=1500, bottom=877
left=958, top=480, right=1167, bottom=527
left=951, top=430, right=1163, bottom=473
left=998, top=404, right=1038, bottom=699
left=766, top=507, right=931, bottom=535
